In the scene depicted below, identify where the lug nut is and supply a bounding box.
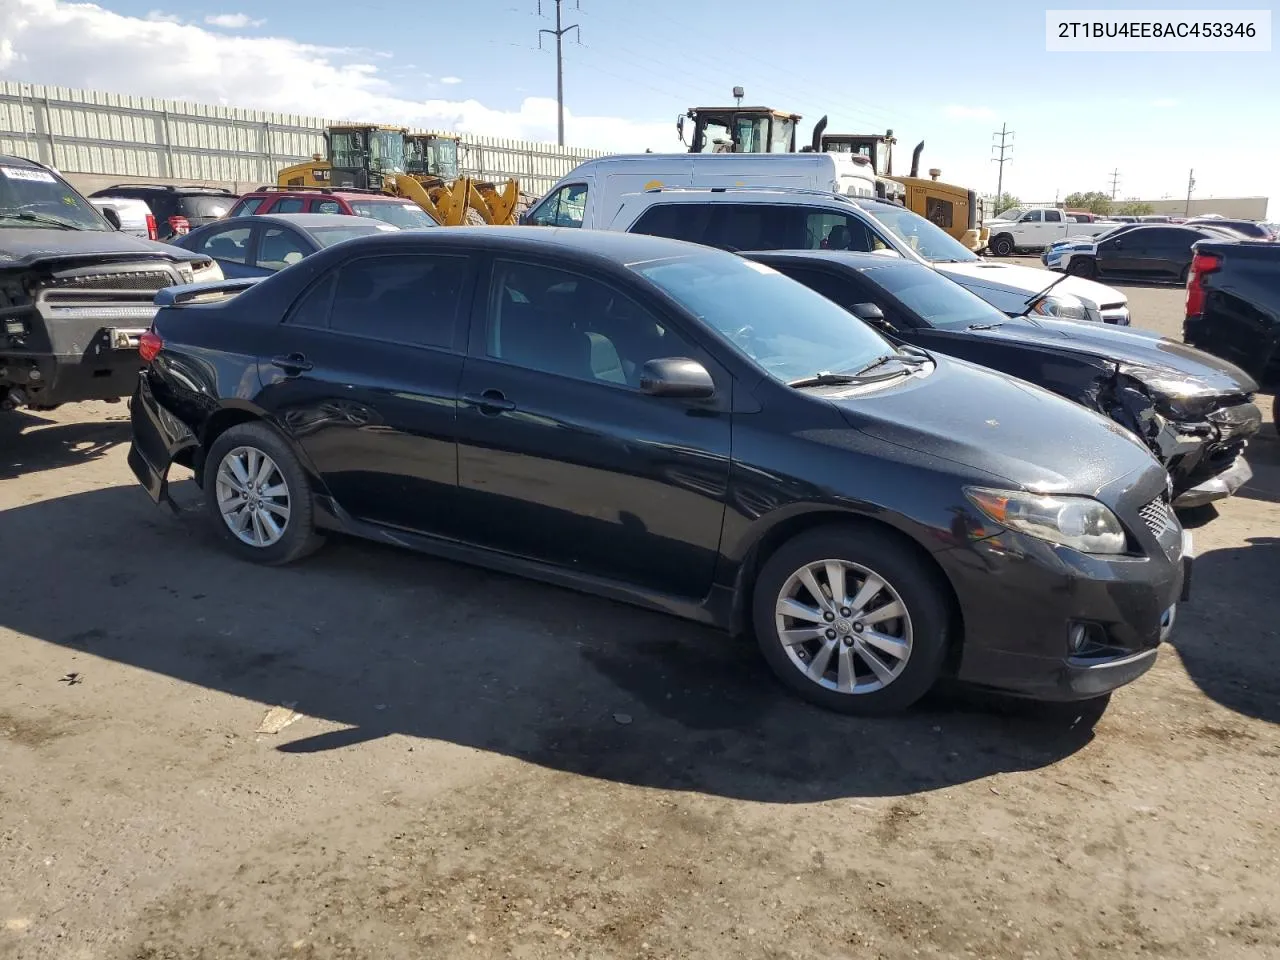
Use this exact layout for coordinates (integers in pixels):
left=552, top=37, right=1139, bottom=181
left=824, top=611, right=835, bottom=622
left=825, top=628, right=837, bottom=640
left=840, top=607, right=852, bottom=617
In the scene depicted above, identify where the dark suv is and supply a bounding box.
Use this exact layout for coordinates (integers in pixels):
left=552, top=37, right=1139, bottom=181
left=227, top=186, right=440, bottom=230
left=89, top=183, right=238, bottom=241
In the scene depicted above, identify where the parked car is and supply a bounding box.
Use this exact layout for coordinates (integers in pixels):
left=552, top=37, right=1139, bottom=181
left=170, top=213, right=400, bottom=278
left=1183, top=218, right=1277, bottom=241
left=982, top=207, right=1120, bottom=256
left=227, top=186, right=440, bottom=230
left=128, top=228, right=1187, bottom=714
left=1183, top=239, right=1280, bottom=432
left=746, top=250, right=1261, bottom=508
left=89, top=183, right=237, bottom=241
left=1045, top=224, right=1245, bottom=283
left=0, top=154, right=221, bottom=412
left=602, top=186, right=1134, bottom=324
left=89, top=196, right=156, bottom=240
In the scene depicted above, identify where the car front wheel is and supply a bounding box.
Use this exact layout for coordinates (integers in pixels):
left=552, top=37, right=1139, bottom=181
left=991, top=234, right=1015, bottom=257
left=203, top=421, right=324, bottom=565
left=1067, top=257, right=1096, bottom=279
left=752, top=525, right=951, bottom=715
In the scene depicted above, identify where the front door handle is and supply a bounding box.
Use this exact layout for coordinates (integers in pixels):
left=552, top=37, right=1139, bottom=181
left=271, top=353, right=313, bottom=374
left=462, top=389, right=516, bottom=415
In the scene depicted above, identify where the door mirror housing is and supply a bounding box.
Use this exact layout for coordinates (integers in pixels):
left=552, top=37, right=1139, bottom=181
left=639, top=357, right=715, bottom=399
left=849, top=302, right=892, bottom=330
left=100, top=206, right=122, bottom=230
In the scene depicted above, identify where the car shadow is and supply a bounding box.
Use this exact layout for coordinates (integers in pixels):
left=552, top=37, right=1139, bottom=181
left=0, top=408, right=130, bottom=480
left=2, top=480, right=1112, bottom=803
left=1170, top=536, right=1280, bottom=725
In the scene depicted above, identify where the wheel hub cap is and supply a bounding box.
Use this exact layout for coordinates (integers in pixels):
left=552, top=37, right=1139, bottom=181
left=215, top=446, right=291, bottom=549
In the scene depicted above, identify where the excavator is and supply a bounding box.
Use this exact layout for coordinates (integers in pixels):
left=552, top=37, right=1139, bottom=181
left=813, top=125, right=989, bottom=251
left=276, top=124, right=524, bottom=226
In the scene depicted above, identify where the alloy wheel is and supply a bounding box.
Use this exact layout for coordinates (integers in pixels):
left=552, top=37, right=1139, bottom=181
left=774, top=559, right=913, bottom=694
left=215, top=446, right=292, bottom=548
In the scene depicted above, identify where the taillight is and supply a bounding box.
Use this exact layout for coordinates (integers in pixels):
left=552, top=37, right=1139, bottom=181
left=138, top=330, right=163, bottom=363
left=1185, top=251, right=1221, bottom=317
left=145, top=214, right=157, bottom=240
left=168, top=215, right=190, bottom=236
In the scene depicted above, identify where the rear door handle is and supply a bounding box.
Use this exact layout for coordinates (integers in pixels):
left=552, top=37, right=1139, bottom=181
left=462, top=390, right=516, bottom=415
left=271, top=353, right=313, bottom=374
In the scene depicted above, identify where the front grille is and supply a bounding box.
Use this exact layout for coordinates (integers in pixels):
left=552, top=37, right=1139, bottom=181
left=46, top=270, right=178, bottom=292
left=1139, top=495, right=1173, bottom=538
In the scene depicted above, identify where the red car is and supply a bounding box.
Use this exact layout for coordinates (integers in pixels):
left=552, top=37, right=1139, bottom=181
left=226, top=187, right=439, bottom=230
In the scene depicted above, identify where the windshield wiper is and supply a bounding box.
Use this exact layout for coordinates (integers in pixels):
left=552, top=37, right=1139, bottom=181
left=967, top=322, right=1004, bottom=331
left=0, top=212, right=85, bottom=230
left=854, top=352, right=927, bottom=376
left=786, top=371, right=865, bottom=388
left=788, top=353, right=927, bottom=389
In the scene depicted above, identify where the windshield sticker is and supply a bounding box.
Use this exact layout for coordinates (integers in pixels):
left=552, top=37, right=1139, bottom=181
left=1, top=166, right=58, bottom=183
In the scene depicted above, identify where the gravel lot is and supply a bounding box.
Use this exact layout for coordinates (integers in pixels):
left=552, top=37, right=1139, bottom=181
left=2, top=264, right=1277, bottom=960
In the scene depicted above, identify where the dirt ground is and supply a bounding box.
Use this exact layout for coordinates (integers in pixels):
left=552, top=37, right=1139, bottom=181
left=2, top=270, right=1278, bottom=960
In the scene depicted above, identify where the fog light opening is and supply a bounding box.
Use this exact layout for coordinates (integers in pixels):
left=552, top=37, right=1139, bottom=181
left=1068, top=623, right=1089, bottom=654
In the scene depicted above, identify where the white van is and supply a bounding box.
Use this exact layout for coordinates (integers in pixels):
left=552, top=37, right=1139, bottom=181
left=522, top=153, right=879, bottom=231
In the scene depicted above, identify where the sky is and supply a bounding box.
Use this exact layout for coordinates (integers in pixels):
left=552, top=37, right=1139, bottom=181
left=0, top=0, right=1276, bottom=212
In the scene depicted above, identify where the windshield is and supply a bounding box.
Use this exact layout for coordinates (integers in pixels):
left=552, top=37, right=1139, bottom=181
left=429, top=138, right=459, bottom=180
left=310, top=224, right=397, bottom=247
left=992, top=207, right=1024, bottom=221
left=868, top=204, right=980, bottom=262
left=862, top=262, right=1015, bottom=330
left=179, top=195, right=233, bottom=219
left=349, top=201, right=438, bottom=229
left=733, top=116, right=769, bottom=152
left=633, top=252, right=896, bottom=384
left=329, top=129, right=407, bottom=175
left=0, top=163, right=110, bottom=230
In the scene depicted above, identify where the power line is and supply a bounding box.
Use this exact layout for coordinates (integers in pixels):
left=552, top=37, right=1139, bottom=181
left=991, top=123, right=1013, bottom=203
left=537, top=0, right=580, bottom=146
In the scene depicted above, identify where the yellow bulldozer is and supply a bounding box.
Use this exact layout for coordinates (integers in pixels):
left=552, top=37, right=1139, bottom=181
left=277, top=123, right=524, bottom=226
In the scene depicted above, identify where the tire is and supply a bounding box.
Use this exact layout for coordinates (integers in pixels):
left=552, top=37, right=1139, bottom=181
left=990, top=234, right=1015, bottom=257
left=1178, top=265, right=1190, bottom=285
left=751, top=524, right=952, bottom=715
left=1067, top=257, right=1096, bottom=279
left=202, top=421, right=324, bottom=565
left=1273, top=394, right=1279, bottom=438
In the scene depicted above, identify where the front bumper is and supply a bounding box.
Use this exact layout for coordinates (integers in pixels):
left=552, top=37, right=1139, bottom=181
left=1172, top=454, right=1252, bottom=508
left=940, top=510, right=1186, bottom=702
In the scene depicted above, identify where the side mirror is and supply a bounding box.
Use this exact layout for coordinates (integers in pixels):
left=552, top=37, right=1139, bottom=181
left=849, top=302, right=885, bottom=321
left=639, top=357, right=715, bottom=399
left=101, top=206, right=122, bottom=230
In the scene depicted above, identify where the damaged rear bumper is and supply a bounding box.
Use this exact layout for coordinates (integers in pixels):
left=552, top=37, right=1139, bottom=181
left=1172, top=455, right=1252, bottom=509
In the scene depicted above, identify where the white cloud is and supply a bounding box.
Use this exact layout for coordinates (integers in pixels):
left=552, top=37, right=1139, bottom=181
left=944, top=104, right=997, bottom=121
left=204, top=13, right=265, bottom=29
left=144, top=9, right=181, bottom=22
left=0, top=0, right=668, bottom=150
left=439, top=76, right=462, bottom=85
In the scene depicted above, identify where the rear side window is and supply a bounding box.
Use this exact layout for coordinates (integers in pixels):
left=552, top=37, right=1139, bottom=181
left=229, top=197, right=267, bottom=217
left=630, top=203, right=793, bottom=251
left=192, top=225, right=251, bottom=264
left=313, top=199, right=343, bottom=214
left=273, top=197, right=306, bottom=214
left=628, top=204, right=706, bottom=243
left=287, top=274, right=336, bottom=329
left=328, top=254, right=469, bottom=348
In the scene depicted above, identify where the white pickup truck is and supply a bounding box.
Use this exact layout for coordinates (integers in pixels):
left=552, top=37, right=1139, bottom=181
left=984, top=207, right=1119, bottom=257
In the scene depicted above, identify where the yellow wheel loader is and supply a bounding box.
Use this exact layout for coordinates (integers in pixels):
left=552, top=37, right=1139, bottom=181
left=277, top=125, right=524, bottom=226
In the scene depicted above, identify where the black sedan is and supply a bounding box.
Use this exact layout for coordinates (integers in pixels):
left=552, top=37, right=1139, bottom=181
left=169, top=213, right=400, bottom=279
left=128, top=228, right=1186, bottom=715
left=1051, top=223, right=1245, bottom=283
left=746, top=250, right=1261, bottom=508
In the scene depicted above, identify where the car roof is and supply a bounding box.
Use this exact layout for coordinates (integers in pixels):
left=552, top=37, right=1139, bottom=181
left=247, top=189, right=405, bottom=201
left=0, top=154, right=47, bottom=169
left=620, top=187, right=868, bottom=209
left=236, top=213, right=394, bottom=229
left=744, top=249, right=918, bottom=272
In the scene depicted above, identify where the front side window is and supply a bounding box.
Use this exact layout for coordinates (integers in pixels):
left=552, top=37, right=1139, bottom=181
left=487, top=260, right=694, bottom=388
left=1023, top=210, right=1043, bottom=223
left=194, top=226, right=251, bottom=264
left=2, top=164, right=110, bottom=231
left=255, top=228, right=310, bottom=271
left=328, top=254, right=468, bottom=348
left=854, top=262, right=1014, bottom=331
left=526, top=184, right=587, bottom=228
left=633, top=252, right=893, bottom=384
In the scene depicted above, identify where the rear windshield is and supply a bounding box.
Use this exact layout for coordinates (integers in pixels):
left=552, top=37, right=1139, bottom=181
left=310, top=224, right=398, bottom=246
left=349, top=201, right=439, bottom=229
left=858, top=261, right=1013, bottom=330
left=180, top=195, right=234, bottom=219
left=0, top=163, right=111, bottom=231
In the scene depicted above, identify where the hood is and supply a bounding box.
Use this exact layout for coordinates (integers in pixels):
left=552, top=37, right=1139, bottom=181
left=971, top=317, right=1259, bottom=397
left=0, top=228, right=203, bottom=270
left=1049, top=236, right=1100, bottom=249
left=826, top=354, right=1158, bottom=494
left=937, top=260, right=1125, bottom=308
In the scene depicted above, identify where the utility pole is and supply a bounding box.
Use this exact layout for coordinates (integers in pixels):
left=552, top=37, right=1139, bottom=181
left=991, top=123, right=1013, bottom=208
left=1109, top=168, right=1121, bottom=199
left=538, top=0, right=580, bottom=146
left=1184, top=168, right=1196, bottom=216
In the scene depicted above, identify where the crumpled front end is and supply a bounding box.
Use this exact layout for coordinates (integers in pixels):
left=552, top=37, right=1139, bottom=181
left=1104, top=369, right=1261, bottom=507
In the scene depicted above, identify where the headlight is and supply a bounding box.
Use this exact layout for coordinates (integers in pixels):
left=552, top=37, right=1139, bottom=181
left=965, top=487, right=1128, bottom=554
left=190, top=259, right=224, bottom=284
left=1030, top=293, right=1088, bottom=321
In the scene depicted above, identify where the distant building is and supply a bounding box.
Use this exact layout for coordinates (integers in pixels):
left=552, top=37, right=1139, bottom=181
left=1132, top=197, right=1269, bottom=220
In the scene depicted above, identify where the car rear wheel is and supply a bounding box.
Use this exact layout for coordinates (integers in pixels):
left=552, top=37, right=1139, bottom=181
left=1067, top=257, right=1096, bottom=279
left=203, top=422, right=323, bottom=565
left=752, top=525, right=951, bottom=715
left=991, top=234, right=1015, bottom=257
